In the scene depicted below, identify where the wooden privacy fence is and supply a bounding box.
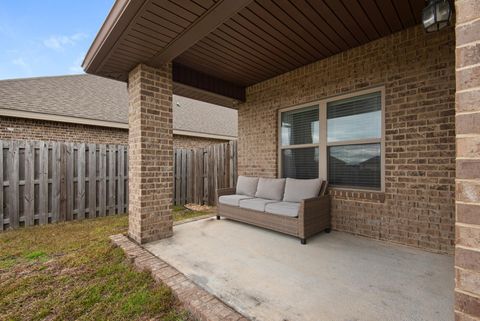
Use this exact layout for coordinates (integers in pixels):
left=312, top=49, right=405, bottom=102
left=174, top=141, right=237, bottom=206
left=0, top=139, right=237, bottom=231
left=0, top=140, right=128, bottom=231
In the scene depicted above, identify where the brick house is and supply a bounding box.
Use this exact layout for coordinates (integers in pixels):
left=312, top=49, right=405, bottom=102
left=0, top=74, right=237, bottom=148
left=80, top=0, right=480, bottom=318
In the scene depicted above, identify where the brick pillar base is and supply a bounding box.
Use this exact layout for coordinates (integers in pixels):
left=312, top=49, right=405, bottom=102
left=455, top=0, right=480, bottom=319
left=128, top=64, right=173, bottom=244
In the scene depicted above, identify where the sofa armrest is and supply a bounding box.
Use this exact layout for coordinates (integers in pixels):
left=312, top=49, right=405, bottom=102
left=216, top=187, right=236, bottom=198
left=298, top=195, right=331, bottom=239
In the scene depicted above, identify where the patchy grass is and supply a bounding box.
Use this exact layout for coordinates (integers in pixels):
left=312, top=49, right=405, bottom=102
left=173, top=205, right=215, bottom=222
left=0, top=215, right=192, bottom=321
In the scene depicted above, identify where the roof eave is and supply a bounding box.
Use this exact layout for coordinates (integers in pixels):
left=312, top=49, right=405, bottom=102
left=82, top=0, right=147, bottom=75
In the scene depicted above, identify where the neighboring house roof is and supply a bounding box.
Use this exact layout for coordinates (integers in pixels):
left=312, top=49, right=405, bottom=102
left=0, top=74, right=237, bottom=140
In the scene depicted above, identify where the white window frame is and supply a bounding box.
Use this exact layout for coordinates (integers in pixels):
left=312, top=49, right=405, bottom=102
left=278, top=86, right=385, bottom=192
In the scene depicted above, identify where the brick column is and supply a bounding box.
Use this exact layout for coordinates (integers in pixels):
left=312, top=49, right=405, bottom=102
left=455, top=0, right=480, bottom=319
left=128, top=64, right=173, bottom=244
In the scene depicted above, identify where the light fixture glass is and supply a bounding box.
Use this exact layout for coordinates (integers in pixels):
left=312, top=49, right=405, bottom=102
left=422, top=0, right=452, bottom=33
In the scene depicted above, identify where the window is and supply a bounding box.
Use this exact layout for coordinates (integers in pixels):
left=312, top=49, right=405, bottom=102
left=279, top=89, right=384, bottom=191
left=327, top=92, right=382, bottom=189
left=280, top=106, right=319, bottom=179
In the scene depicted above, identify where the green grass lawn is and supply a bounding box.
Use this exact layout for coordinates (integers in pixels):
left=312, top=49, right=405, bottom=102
left=0, top=214, right=193, bottom=321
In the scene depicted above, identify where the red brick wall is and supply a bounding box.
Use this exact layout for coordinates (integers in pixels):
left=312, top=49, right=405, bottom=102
left=454, top=0, right=480, bottom=319
left=173, top=135, right=230, bottom=149
left=0, top=116, right=128, bottom=145
left=238, top=24, right=456, bottom=253
left=0, top=116, right=230, bottom=149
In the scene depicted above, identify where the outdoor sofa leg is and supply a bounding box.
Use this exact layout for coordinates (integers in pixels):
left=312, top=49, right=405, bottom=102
left=325, top=228, right=331, bottom=233
left=216, top=215, right=220, bottom=220
left=300, top=238, right=306, bottom=245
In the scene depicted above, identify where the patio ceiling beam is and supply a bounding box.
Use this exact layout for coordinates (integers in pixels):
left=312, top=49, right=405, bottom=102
left=148, top=0, right=253, bottom=67
left=172, top=63, right=245, bottom=103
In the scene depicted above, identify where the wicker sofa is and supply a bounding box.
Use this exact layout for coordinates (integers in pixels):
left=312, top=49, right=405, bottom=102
left=216, top=176, right=331, bottom=244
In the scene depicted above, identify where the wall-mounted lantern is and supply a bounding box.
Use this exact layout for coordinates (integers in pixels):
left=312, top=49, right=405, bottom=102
left=422, top=0, right=452, bottom=33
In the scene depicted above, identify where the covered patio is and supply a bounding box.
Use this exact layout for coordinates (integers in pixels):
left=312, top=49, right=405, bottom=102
left=83, top=0, right=480, bottom=320
left=146, top=217, right=453, bottom=321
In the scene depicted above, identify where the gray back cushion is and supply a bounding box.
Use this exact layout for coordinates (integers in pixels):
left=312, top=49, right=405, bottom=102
left=283, top=178, right=322, bottom=203
left=255, top=178, right=286, bottom=201
left=236, top=176, right=259, bottom=196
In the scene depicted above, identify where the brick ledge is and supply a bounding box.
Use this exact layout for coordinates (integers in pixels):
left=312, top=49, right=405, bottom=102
left=110, top=234, right=249, bottom=321
left=329, top=188, right=386, bottom=203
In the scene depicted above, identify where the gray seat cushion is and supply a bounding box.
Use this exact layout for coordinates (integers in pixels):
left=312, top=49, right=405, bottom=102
left=255, top=178, right=286, bottom=201
left=236, top=176, right=259, bottom=197
left=265, top=201, right=300, bottom=217
left=239, top=198, right=277, bottom=212
left=283, top=178, right=322, bottom=203
left=219, top=194, right=253, bottom=207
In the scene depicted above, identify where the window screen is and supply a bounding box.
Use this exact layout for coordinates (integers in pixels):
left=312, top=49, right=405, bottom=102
left=327, top=92, right=381, bottom=143
left=327, top=91, right=382, bottom=190
left=328, top=144, right=381, bottom=189
left=280, top=105, right=319, bottom=179
left=282, top=147, right=319, bottom=179
left=281, top=106, right=319, bottom=146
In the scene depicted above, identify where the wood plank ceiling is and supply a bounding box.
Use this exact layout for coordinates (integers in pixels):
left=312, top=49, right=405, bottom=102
left=98, top=0, right=218, bottom=78
left=86, top=0, right=425, bottom=105
left=175, top=0, right=424, bottom=87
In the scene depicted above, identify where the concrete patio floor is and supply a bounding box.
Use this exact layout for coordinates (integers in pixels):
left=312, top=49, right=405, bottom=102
left=145, top=217, right=454, bottom=321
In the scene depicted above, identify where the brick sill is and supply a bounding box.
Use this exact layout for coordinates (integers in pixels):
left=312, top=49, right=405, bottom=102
left=329, top=188, right=386, bottom=203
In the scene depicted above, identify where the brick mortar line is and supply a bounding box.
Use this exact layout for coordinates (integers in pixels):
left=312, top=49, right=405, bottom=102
left=455, top=288, right=480, bottom=300
left=456, top=223, right=480, bottom=230
left=456, top=62, right=480, bottom=71
left=456, top=111, right=480, bottom=116
left=456, top=39, right=480, bottom=48
left=453, top=311, right=480, bottom=321
left=456, top=16, right=480, bottom=28
left=455, top=266, right=480, bottom=273
left=456, top=201, right=480, bottom=206
left=456, top=86, right=480, bottom=93
left=455, top=179, right=480, bottom=183
left=456, top=135, right=480, bottom=139
left=109, top=234, right=249, bottom=321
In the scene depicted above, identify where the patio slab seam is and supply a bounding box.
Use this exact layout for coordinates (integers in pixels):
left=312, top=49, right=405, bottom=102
left=109, top=234, right=248, bottom=321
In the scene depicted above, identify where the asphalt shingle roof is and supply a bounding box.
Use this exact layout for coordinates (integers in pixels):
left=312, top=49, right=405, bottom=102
left=0, top=74, right=237, bottom=138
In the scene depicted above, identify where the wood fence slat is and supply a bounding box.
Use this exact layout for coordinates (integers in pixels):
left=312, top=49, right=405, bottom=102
left=0, top=141, right=3, bottom=231
left=124, top=147, right=128, bottom=211
left=99, top=144, right=106, bottom=216
left=181, top=149, right=187, bottom=205
left=197, top=149, right=203, bottom=204
left=39, top=141, right=48, bottom=225
left=66, top=143, right=74, bottom=221
left=77, top=143, right=86, bottom=220
left=108, top=145, right=116, bottom=214
left=9, top=141, right=19, bottom=228
left=88, top=144, right=97, bottom=218
left=117, top=145, right=125, bottom=213
left=59, top=143, right=67, bottom=222
left=24, top=141, right=35, bottom=226
left=203, top=148, right=209, bottom=205
left=175, top=150, right=181, bottom=205
left=51, top=142, right=60, bottom=223
left=211, top=145, right=217, bottom=205
left=186, top=149, right=193, bottom=203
